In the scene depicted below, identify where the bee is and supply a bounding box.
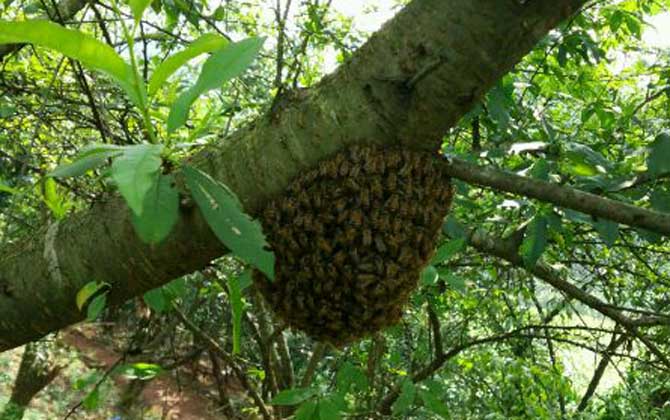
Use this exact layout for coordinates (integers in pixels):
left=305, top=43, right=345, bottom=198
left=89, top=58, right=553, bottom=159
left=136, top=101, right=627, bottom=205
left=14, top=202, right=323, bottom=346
left=386, top=172, right=397, bottom=191
left=370, top=177, right=383, bottom=199
left=385, top=194, right=400, bottom=212
left=386, top=262, right=400, bottom=278
left=313, top=264, right=326, bottom=279
left=350, top=209, right=363, bottom=227
left=316, top=237, right=333, bottom=254
left=359, top=188, right=371, bottom=208
left=333, top=250, right=347, bottom=266
left=297, top=190, right=311, bottom=207
left=374, top=235, right=387, bottom=253
left=344, top=227, right=357, bottom=243
left=334, top=197, right=347, bottom=214
left=344, top=177, right=360, bottom=192
left=339, top=160, right=350, bottom=177
left=398, top=246, right=415, bottom=265
left=362, top=228, right=373, bottom=247
left=326, top=263, right=339, bottom=279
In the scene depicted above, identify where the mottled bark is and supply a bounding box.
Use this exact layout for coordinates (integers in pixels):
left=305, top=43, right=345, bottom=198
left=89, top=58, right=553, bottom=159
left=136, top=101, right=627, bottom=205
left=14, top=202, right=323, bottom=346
left=0, top=339, right=62, bottom=420
left=0, top=0, right=587, bottom=351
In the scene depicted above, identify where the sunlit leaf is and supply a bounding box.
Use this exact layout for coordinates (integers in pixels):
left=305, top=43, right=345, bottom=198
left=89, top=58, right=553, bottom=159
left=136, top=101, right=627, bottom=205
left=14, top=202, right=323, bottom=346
left=0, top=21, right=141, bottom=105
left=183, top=165, right=274, bottom=279
left=76, top=281, right=110, bottom=310
left=127, top=0, right=153, bottom=23
left=111, top=143, right=163, bottom=216
left=270, top=388, right=316, bottom=406
left=131, top=174, right=179, bottom=244
left=167, top=36, right=265, bottom=132
left=148, top=33, right=228, bottom=95
left=86, top=294, right=107, bottom=321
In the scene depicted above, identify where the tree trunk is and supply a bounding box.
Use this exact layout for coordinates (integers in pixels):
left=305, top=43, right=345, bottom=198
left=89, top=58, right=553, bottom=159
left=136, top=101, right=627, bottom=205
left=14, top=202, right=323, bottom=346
left=0, top=0, right=587, bottom=352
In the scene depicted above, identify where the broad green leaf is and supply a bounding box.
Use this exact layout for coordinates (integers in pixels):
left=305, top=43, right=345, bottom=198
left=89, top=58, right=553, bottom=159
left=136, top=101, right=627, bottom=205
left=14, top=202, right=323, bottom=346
left=647, top=133, right=670, bottom=176
left=336, top=362, right=367, bottom=393
left=167, top=36, right=265, bottom=132
left=294, top=400, right=318, bottom=420
left=0, top=21, right=141, bottom=106
left=0, top=181, right=18, bottom=194
left=148, top=33, right=228, bottom=95
left=117, top=362, right=163, bottom=380
left=76, top=281, right=110, bottom=310
left=228, top=274, right=244, bottom=354
left=431, top=238, right=466, bottom=265
left=42, top=178, right=70, bottom=219
left=392, top=379, right=416, bottom=416
left=487, top=82, right=511, bottom=132
left=562, top=142, right=609, bottom=177
left=318, top=399, right=341, bottom=420
left=520, top=215, right=548, bottom=269
left=49, top=144, right=124, bottom=177
left=127, top=0, right=153, bottom=23
left=111, top=144, right=163, bottom=216
left=131, top=174, right=179, bottom=244
left=86, top=294, right=107, bottom=321
left=143, top=288, right=167, bottom=312
left=421, top=265, right=439, bottom=286
left=442, top=216, right=466, bottom=239
left=183, top=165, right=275, bottom=279
left=439, top=271, right=467, bottom=293
left=418, top=389, right=449, bottom=419
left=82, top=388, right=100, bottom=410
left=270, top=388, right=316, bottom=406
left=594, top=219, right=619, bottom=247
left=650, top=188, right=670, bottom=213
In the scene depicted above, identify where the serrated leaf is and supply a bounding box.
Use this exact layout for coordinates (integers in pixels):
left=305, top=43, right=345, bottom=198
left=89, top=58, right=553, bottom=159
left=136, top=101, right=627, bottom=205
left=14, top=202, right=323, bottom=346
left=131, top=174, right=179, bottom=244
left=111, top=144, right=163, bottom=216
left=148, top=33, right=228, bottom=95
left=392, top=379, right=416, bottom=415
left=167, top=36, right=264, bottom=132
left=647, top=133, right=670, bottom=176
left=270, top=388, right=316, bottom=406
left=183, top=165, right=275, bottom=279
left=86, top=294, right=107, bottom=321
left=294, top=400, right=318, bottom=420
left=431, top=238, right=465, bottom=265
left=143, top=288, right=167, bottom=312
left=228, top=274, right=244, bottom=354
left=0, top=21, right=141, bottom=106
left=520, top=215, right=548, bottom=269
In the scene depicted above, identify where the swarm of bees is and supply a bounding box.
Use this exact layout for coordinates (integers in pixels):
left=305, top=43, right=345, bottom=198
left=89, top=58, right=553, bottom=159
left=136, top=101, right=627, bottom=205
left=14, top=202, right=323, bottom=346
left=253, top=145, right=453, bottom=346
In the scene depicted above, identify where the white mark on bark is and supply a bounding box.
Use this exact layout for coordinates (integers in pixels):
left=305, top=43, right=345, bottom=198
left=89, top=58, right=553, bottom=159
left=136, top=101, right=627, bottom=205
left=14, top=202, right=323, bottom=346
left=44, top=221, right=63, bottom=285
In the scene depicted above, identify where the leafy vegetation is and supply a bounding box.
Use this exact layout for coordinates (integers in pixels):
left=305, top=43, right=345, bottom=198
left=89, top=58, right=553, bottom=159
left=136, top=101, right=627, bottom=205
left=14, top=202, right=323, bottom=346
left=1, top=0, right=670, bottom=419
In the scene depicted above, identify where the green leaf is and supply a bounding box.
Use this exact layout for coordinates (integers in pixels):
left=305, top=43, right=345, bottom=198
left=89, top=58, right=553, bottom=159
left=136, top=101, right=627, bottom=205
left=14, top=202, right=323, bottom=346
left=49, top=144, right=124, bottom=177
left=431, top=238, right=465, bottom=265
left=294, top=400, right=318, bottom=420
left=270, top=388, right=316, bottom=406
left=111, top=144, right=163, bottom=215
left=421, top=265, right=439, bottom=286
left=42, top=178, right=70, bottom=219
left=131, top=174, right=179, bottom=244
left=127, top=0, right=153, bottom=23
left=440, top=271, right=467, bottom=293
left=86, top=294, right=107, bottom=321
left=487, top=82, right=511, bottom=132
left=76, top=281, right=110, bottom=310
left=650, top=188, right=670, bottom=213
left=418, top=388, right=449, bottom=419
left=562, top=142, right=609, bottom=177
left=318, top=398, right=341, bottom=420
left=82, top=388, right=100, bottom=410
left=117, top=362, right=163, bottom=380
left=0, top=181, right=19, bottom=194
left=228, top=274, right=244, bottom=354
left=392, top=379, right=416, bottom=416
left=148, top=33, right=228, bottom=95
left=183, top=165, right=275, bottom=279
left=520, top=215, right=548, bottom=269
left=0, top=21, right=141, bottom=106
left=594, top=219, right=619, bottom=247
left=647, top=133, right=670, bottom=176
left=336, top=362, right=367, bottom=393
left=167, top=36, right=265, bottom=132
left=143, top=288, right=167, bottom=312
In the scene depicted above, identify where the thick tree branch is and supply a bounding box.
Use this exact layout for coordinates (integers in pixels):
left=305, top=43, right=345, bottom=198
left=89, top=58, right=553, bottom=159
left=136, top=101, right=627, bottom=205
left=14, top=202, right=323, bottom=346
left=442, top=157, right=670, bottom=236
left=0, top=0, right=587, bottom=351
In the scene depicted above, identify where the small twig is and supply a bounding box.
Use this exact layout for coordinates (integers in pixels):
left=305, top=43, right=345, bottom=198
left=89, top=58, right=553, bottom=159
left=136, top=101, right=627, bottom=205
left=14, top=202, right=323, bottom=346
left=300, top=342, right=327, bottom=388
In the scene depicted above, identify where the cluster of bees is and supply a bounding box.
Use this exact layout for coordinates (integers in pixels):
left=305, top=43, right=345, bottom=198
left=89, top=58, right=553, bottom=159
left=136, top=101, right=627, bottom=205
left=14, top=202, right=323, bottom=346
left=253, top=145, right=453, bottom=346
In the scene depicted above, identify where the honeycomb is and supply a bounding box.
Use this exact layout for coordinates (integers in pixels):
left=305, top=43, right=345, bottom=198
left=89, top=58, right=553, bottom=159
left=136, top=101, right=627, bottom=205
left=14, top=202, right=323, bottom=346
left=253, top=146, right=453, bottom=346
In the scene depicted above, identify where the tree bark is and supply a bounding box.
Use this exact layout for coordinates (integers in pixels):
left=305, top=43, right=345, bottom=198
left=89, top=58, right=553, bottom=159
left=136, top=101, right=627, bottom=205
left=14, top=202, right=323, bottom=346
left=0, top=0, right=587, bottom=351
